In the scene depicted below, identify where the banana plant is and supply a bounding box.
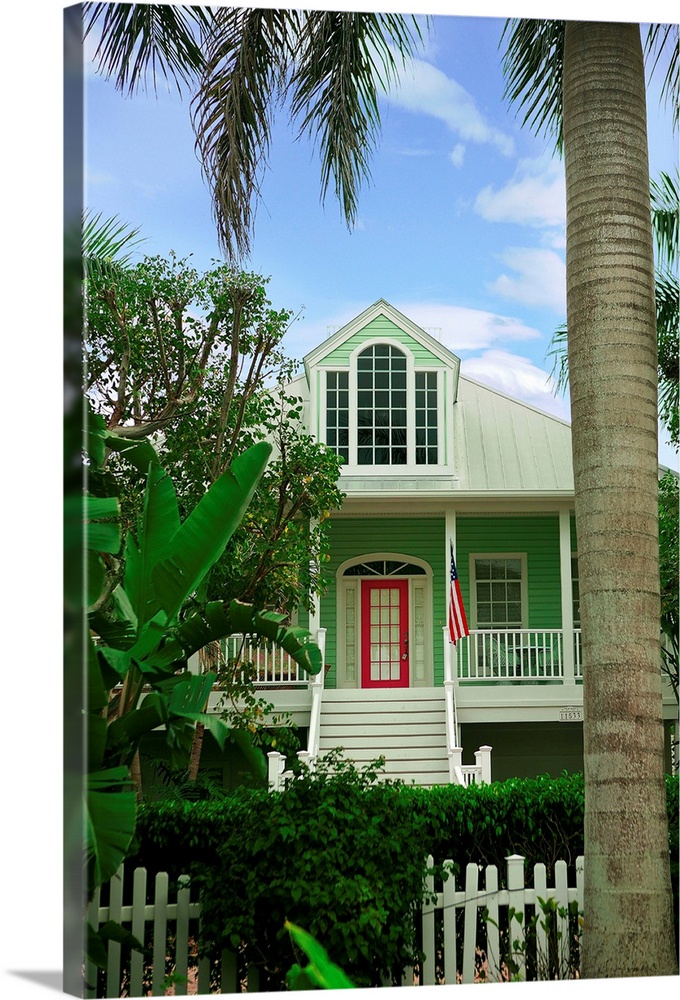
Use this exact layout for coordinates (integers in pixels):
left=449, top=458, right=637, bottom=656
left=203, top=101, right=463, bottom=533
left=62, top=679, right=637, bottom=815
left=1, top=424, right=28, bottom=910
left=84, top=406, right=322, bottom=908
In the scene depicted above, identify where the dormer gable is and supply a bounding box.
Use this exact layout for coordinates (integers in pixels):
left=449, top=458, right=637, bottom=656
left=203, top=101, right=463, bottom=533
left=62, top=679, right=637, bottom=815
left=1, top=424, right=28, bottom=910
left=304, top=300, right=461, bottom=477
left=304, top=299, right=461, bottom=392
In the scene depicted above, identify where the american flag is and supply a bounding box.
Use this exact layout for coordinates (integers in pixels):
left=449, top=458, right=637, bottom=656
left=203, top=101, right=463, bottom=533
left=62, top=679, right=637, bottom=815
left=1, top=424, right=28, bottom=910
left=448, top=544, right=469, bottom=644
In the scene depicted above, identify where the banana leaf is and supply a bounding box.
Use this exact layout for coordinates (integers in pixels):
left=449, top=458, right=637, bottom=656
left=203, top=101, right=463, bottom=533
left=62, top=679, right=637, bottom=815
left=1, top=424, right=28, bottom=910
left=229, top=728, right=268, bottom=784
left=85, top=768, right=137, bottom=892
left=103, top=430, right=159, bottom=476
left=152, top=443, right=272, bottom=621
left=87, top=920, right=145, bottom=970
left=285, top=922, right=354, bottom=989
left=124, top=462, right=180, bottom=631
left=229, top=601, right=323, bottom=675
left=87, top=551, right=108, bottom=608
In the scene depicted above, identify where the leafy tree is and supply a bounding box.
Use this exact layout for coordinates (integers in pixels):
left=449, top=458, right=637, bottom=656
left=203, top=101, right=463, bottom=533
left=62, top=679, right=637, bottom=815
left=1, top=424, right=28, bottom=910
left=651, top=170, right=679, bottom=450
left=85, top=251, right=345, bottom=616
left=84, top=412, right=322, bottom=924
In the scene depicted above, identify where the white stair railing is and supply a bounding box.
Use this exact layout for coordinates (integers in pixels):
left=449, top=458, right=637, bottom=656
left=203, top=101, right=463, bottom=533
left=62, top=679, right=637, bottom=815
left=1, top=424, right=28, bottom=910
left=448, top=745, right=493, bottom=786
left=443, top=627, right=461, bottom=782
left=306, top=628, right=326, bottom=764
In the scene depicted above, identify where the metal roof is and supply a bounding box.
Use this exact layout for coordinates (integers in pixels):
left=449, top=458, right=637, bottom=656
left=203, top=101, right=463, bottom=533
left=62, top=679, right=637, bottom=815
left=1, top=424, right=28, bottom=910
left=453, top=375, right=574, bottom=493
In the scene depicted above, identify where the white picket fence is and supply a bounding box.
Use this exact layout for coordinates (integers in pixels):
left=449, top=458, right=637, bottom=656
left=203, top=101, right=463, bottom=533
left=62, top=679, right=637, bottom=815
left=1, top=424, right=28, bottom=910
left=86, top=854, right=584, bottom=996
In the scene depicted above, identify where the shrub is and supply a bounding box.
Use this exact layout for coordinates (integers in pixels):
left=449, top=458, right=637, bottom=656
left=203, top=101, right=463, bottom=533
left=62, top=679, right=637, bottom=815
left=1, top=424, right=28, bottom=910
left=130, top=766, right=679, bottom=986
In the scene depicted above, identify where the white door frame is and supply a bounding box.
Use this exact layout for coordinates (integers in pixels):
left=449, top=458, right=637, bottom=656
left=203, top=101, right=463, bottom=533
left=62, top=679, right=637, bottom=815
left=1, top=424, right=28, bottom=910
left=336, top=552, right=434, bottom=688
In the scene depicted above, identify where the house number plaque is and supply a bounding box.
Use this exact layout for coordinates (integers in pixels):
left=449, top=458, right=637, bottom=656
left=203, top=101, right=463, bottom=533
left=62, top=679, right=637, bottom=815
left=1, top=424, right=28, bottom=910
left=559, top=706, right=583, bottom=722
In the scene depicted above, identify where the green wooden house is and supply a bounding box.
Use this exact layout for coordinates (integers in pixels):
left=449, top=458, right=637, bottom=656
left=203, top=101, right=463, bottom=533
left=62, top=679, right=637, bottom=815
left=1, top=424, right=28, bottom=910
left=202, top=299, right=676, bottom=787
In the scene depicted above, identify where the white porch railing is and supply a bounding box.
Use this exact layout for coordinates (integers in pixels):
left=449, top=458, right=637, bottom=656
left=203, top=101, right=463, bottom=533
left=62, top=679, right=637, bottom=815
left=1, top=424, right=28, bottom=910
left=455, top=629, right=571, bottom=682
left=198, top=633, right=309, bottom=685
left=447, top=746, right=493, bottom=786
left=574, top=628, right=583, bottom=679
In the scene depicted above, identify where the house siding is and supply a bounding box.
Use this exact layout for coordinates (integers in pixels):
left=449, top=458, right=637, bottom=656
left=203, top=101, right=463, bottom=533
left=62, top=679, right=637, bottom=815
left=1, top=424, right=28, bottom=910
left=320, top=316, right=448, bottom=368
left=456, top=514, right=563, bottom=629
left=321, top=516, right=446, bottom=687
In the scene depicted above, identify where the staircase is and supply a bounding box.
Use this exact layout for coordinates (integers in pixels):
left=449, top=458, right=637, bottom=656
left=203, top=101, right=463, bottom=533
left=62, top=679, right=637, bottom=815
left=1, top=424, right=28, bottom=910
left=317, top=688, right=450, bottom=787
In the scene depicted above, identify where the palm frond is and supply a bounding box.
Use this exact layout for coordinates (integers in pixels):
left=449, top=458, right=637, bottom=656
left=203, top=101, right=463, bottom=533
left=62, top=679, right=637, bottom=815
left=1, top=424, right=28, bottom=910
left=650, top=171, right=679, bottom=267
left=290, top=11, right=423, bottom=228
left=656, top=264, right=679, bottom=449
left=500, top=19, right=565, bottom=153
left=545, top=323, right=569, bottom=396
left=191, top=6, right=298, bottom=259
left=84, top=1, right=212, bottom=96
left=645, top=23, right=679, bottom=131
left=82, top=211, right=145, bottom=282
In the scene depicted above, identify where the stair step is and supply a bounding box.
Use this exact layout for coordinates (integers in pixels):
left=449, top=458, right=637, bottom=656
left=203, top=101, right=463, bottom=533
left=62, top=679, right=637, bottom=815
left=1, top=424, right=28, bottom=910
left=316, top=686, right=452, bottom=786
left=320, top=732, right=444, bottom=747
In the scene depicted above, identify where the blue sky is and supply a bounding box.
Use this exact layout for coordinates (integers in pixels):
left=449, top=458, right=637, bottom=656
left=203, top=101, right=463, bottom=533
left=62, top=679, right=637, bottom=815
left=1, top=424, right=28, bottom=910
left=83, top=3, right=678, bottom=468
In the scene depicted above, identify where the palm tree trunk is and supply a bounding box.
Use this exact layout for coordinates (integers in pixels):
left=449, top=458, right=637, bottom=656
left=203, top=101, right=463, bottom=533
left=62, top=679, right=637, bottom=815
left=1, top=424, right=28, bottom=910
left=563, top=21, right=676, bottom=976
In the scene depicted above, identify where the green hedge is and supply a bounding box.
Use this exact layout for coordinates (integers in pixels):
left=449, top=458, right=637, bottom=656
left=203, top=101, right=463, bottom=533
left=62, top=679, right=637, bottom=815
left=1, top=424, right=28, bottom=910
left=130, top=766, right=678, bottom=988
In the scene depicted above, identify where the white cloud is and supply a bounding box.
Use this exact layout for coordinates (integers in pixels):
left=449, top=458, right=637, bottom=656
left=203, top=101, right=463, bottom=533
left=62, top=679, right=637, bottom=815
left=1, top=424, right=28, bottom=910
left=462, top=350, right=570, bottom=420
left=390, top=58, right=514, bottom=157
left=283, top=301, right=543, bottom=360
left=488, top=247, right=566, bottom=313
left=394, top=302, right=542, bottom=350
left=475, top=156, right=566, bottom=229
left=450, top=144, right=465, bottom=168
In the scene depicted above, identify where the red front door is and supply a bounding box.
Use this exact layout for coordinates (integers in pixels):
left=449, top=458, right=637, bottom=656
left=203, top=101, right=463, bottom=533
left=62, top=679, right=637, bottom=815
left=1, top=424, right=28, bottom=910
left=361, top=579, right=409, bottom=688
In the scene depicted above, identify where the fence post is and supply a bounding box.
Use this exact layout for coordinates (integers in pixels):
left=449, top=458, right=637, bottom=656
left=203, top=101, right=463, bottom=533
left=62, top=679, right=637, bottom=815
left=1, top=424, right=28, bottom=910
left=152, top=872, right=170, bottom=996
left=175, top=875, right=191, bottom=996
left=506, top=855, right=526, bottom=982
left=448, top=746, right=463, bottom=784
left=267, top=751, right=285, bottom=792
left=421, top=854, right=436, bottom=985
left=476, top=745, right=493, bottom=783
left=106, top=868, right=124, bottom=997
left=130, top=867, right=148, bottom=996
left=462, top=862, right=480, bottom=983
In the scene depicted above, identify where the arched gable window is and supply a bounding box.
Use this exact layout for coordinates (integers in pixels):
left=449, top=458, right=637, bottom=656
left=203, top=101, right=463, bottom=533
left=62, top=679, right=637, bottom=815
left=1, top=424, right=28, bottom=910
left=357, top=344, right=407, bottom=465
left=324, top=342, right=440, bottom=467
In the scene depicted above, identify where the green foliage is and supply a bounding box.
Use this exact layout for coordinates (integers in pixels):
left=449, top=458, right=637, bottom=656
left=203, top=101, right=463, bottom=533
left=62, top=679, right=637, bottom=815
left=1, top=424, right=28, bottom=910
left=213, top=652, right=301, bottom=759
left=130, top=770, right=679, bottom=988
left=285, top=921, right=355, bottom=990
left=659, top=470, right=679, bottom=703
left=85, top=252, right=345, bottom=617
left=482, top=897, right=582, bottom=982
left=132, top=753, right=443, bottom=988
left=84, top=410, right=323, bottom=903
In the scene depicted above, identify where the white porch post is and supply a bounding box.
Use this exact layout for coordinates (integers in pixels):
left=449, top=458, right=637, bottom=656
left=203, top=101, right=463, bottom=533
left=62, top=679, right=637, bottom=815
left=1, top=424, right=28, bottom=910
left=308, top=519, right=321, bottom=636
left=448, top=746, right=464, bottom=784
left=475, top=745, right=493, bottom=784
left=267, top=751, right=286, bottom=792
left=444, top=510, right=461, bottom=744
left=559, top=506, right=576, bottom=687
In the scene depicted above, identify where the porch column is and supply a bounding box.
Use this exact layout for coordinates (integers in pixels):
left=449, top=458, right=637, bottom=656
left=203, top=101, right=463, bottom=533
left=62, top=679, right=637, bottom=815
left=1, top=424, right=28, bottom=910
left=308, top=519, right=321, bottom=635
left=444, top=510, right=461, bottom=744
left=559, top=506, right=576, bottom=686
